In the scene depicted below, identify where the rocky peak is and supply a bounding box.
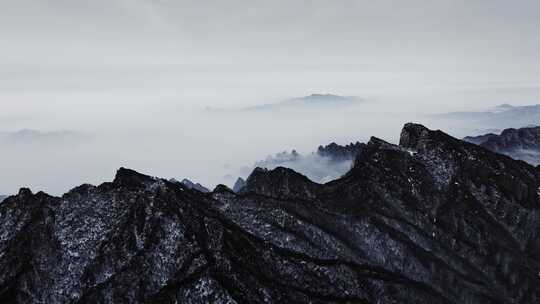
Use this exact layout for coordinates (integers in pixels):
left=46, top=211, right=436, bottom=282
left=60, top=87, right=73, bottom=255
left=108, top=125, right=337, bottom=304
left=243, top=167, right=320, bottom=200
left=399, top=122, right=431, bottom=149
left=213, top=184, right=234, bottom=194
left=232, top=177, right=246, bottom=193
left=179, top=178, right=210, bottom=193
left=112, top=167, right=155, bottom=188
left=398, top=122, right=460, bottom=153
left=17, top=187, right=33, bottom=198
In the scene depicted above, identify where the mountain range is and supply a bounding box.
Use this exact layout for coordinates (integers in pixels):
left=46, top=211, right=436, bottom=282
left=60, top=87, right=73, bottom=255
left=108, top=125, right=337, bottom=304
left=0, top=129, right=83, bottom=146
left=174, top=178, right=211, bottom=193
left=435, top=104, right=540, bottom=130
left=1, top=123, right=540, bottom=303
left=464, top=125, right=540, bottom=165
left=236, top=141, right=365, bottom=185
left=244, top=94, right=362, bottom=111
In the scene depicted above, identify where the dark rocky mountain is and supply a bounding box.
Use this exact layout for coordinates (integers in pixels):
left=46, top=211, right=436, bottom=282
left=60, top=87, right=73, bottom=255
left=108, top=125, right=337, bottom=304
left=232, top=177, right=246, bottom=193
left=317, top=141, right=366, bottom=162
left=463, top=132, right=498, bottom=145
left=464, top=126, right=540, bottom=165
left=2, top=123, right=540, bottom=303
left=0, top=195, right=7, bottom=203
left=172, top=178, right=210, bottom=193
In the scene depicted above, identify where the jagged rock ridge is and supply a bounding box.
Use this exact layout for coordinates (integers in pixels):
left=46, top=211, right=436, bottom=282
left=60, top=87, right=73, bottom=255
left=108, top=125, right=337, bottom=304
left=464, top=125, right=540, bottom=165
left=1, top=124, right=540, bottom=303
left=317, top=141, right=365, bottom=162
left=171, top=178, right=210, bottom=193
left=232, top=177, right=246, bottom=193
left=180, top=178, right=211, bottom=193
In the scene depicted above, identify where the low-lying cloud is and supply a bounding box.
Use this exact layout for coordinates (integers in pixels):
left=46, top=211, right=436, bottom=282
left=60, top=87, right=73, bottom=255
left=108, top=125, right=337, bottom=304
left=0, top=129, right=84, bottom=146
left=239, top=151, right=353, bottom=184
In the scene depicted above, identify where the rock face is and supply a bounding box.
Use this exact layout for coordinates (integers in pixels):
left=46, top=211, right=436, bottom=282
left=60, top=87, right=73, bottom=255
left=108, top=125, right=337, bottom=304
left=232, top=177, right=246, bottom=193
left=2, top=123, right=540, bottom=303
left=177, top=178, right=210, bottom=193
left=316, top=141, right=366, bottom=162
left=464, top=126, right=540, bottom=165
left=0, top=195, right=7, bottom=203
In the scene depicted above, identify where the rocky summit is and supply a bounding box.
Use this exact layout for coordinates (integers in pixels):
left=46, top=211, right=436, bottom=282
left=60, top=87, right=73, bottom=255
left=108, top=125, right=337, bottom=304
left=2, top=123, right=540, bottom=303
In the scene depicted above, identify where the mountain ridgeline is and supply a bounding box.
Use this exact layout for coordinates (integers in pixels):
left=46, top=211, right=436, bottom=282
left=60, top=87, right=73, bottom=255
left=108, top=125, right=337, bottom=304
left=464, top=125, right=540, bottom=165
left=1, top=123, right=540, bottom=303
left=435, top=103, right=540, bottom=130
left=246, top=141, right=365, bottom=185
left=317, top=141, right=365, bottom=162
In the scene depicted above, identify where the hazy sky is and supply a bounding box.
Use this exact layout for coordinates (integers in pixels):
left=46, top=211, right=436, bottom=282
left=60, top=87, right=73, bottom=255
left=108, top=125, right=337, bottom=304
left=1, top=1, right=540, bottom=194
left=2, top=0, right=540, bottom=67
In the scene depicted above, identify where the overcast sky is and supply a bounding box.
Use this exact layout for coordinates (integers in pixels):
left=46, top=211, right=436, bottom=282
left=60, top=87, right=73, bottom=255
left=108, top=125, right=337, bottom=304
left=2, top=0, right=540, bottom=67
left=1, top=0, right=540, bottom=194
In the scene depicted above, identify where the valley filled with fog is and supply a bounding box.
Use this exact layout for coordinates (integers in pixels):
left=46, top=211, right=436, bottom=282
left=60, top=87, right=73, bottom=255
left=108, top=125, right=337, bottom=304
left=2, top=63, right=540, bottom=195
left=2, top=0, right=540, bottom=195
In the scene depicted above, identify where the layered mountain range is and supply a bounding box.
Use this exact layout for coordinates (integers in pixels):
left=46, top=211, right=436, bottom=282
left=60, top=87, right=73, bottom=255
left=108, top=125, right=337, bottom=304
left=1, top=123, right=540, bottom=303
left=317, top=141, right=365, bottom=162
left=241, top=141, right=365, bottom=185
left=464, top=126, right=540, bottom=165
left=245, top=94, right=362, bottom=111
left=435, top=104, right=540, bottom=131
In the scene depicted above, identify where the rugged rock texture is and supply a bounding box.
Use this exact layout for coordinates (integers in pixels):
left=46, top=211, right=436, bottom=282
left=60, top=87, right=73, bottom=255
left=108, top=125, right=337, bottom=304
left=241, top=167, right=321, bottom=200
left=463, top=133, right=498, bottom=145
left=1, top=123, right=540, bottom=303
left=232, top=178, right=246, bottom=193
left=174, top=178, right=210, bottom=193
left=317, top=141, right=366, bottom=162
left=464, top=126, right=540, bottom=165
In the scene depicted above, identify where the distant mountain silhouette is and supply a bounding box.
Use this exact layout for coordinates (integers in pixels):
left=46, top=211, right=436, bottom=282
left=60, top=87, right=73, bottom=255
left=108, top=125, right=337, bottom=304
left=0, top=129, right=83, bottom=145
left=434, top=103, right=540, bottom=129
left=245, top=93, right=362, bottom=111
